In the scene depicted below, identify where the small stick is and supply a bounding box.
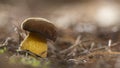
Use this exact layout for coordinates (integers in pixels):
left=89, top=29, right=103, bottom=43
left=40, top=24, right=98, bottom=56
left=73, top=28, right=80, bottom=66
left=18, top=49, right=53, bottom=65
left=0, top=37, right=11, bottom=48
left=60, top=36, right=81, bottom=54
left=91, top=42, right=120, bottom=52
left=89, top=42, right=95, bottom=52
left=107, top=39, right=112, bottom=52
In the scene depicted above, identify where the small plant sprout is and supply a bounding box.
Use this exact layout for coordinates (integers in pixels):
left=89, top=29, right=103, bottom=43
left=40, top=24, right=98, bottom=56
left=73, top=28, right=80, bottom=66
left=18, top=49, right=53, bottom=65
left=19, top=18, right=57, bottom=58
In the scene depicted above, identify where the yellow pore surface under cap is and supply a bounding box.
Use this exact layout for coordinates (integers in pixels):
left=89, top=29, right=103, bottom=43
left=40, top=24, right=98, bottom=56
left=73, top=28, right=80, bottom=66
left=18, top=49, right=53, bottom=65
left=20, top=33, right=47, bottom=58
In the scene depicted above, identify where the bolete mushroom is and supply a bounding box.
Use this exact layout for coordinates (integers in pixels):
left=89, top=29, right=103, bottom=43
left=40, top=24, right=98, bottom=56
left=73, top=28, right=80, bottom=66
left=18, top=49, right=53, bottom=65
left=19, top=18, right=57, bottom=58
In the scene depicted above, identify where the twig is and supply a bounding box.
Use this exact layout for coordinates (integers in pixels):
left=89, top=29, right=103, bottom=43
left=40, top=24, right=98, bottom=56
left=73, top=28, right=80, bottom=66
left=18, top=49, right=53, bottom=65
left=67, top=48, right=77, bottom=56
left=13, top=24, right=26, bottom=44
left=90, top=42, right=120, bottom=52
left=0, top=37, right=11, bottom=48
left=107, top=39, right=112, bottom=52
left=60, top=36, right=81, bottom=54
left=89, top=42, right=95, bottom=51
left=78, top=51, right=120, bottom=59
left=71, top=51, right=120, bottom=64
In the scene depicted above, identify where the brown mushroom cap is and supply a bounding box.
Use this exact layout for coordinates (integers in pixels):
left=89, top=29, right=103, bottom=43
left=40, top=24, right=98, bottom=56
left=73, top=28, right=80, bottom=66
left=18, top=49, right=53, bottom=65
left=22, top=18, right=57, bottom=41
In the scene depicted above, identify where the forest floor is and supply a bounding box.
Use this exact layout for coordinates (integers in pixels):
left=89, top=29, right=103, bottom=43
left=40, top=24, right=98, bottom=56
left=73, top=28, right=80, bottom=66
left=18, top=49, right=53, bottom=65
left=0, top=25, right=120, bottom=68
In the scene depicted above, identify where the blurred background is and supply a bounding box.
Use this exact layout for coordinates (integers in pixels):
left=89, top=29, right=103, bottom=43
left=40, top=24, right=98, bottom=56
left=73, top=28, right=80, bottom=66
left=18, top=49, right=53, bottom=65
left=0, top=0, right=120, bottom=39
left=0, top=0, right=120, bottom=68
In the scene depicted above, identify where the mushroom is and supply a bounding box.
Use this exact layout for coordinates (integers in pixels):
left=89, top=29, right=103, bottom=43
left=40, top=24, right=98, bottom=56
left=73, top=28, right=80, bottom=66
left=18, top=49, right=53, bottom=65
left=19, top=18, right=57, bottom=58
